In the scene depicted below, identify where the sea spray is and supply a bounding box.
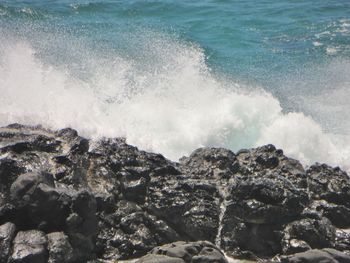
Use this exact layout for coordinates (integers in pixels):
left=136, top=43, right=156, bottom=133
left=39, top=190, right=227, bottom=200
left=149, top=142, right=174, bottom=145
left=0, top=31, right=349, bottom=171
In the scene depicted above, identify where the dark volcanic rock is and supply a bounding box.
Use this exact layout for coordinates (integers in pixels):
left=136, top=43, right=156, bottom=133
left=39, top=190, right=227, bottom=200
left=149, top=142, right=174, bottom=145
left=10, top=230, right=48, bottom=263
left=47, top=232, right=74, bottom=263
left=307, top=164, right=350, bottom=206
left=179, top=147, right=238, bottom=179
left=1, top=124, right=350, bottom=262
left=281, top=248, right=350, bottom=263
left=226, top=175, right=308, bottom=225
left=0, top=222, right=16, bottom=263
left=9, top=172, right=69, bottom=230
left=136, top=241, right=228, bottom=263
left=147, top=173, right=220, bottom=242
left=280, top=216, right=338, bottom=255
left=217, top=146, right=310, bottom=258
left=97, top=201, right=180, bottom=259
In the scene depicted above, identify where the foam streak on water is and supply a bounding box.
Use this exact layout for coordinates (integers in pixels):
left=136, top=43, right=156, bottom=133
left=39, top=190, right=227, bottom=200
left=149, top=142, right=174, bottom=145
left=0, top=33, right=349, bottom=171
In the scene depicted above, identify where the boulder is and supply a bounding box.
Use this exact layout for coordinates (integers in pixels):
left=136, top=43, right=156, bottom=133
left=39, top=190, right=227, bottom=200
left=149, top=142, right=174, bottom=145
left=136, top=241, right=228, bottom=263
left=1, top=124, right=350, bottom=262
left=10, top=230, right=48, bottom=263
left=226, top=175, right=308, bottom=224
left=282, top=217, right=336, bottom=249
left=179, top=147, right=238, bottom=179
left=307, top=164, right=350, bottom=206
left=97, top=200, right=180, bottom=260
left=47, top=232, right=74, bottom=263
left=281, top=248, right=350, bottom=263
left=147, top=175, right=220, bottom=242
left=10, top=172, right=71, bottom=231
left=0, top=222, right=16, bottom=263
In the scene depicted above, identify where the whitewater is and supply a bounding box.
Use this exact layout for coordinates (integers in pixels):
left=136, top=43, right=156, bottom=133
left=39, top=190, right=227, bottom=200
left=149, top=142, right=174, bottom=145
left=0, top=29, right=349, bottom=171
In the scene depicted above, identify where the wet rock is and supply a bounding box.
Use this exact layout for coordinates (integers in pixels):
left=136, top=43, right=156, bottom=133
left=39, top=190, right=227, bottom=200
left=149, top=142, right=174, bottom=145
left=226, top=175, right=308, bottom=224
left=310, top=200, right=350, bottom=229
left=307, top=164, right=350, bottom=206
left=282, top=238, right=311, bottom=255
left=221, top=219, right=282, bottom=257
left=218, top=146, right=310, bottom=258
left=283, top=217, right=336, bottom=249
left=136, top=241, right=228, bottom=263
left=122, top=176, right=149, bottom=203
left=334, top=229, right=350, bottom=252
left=10, top=172, right=70, bottom=231
left=47, top=232, right=74, bottom=263
left=10, top=230, right=48, bottom=263
left=147, top=175, right=220, bottom=242
left=1, top=124, right=350, bottom=262
left=235, top=145, right=307, bottom=188
left=179, top=147, right=238, bottom=179
left=70, top=190, right=97, bottom=236
left=281, top=248, right=350, bottom=263
left=97, top=200, right=180, bottom=260
left=0, top=222, right=16, bottom=263
left=0, top=158, right=25, bottom=207
left=10, top=172, right=55, bottom=200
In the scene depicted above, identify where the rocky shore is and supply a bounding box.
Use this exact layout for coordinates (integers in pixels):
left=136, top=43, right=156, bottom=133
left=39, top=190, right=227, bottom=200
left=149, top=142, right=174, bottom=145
left=1, top=124, right=350, bottom=263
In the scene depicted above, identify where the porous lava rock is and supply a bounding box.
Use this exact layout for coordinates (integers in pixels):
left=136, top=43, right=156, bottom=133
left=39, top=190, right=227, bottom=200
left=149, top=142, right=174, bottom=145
left=0, top=124, right=350, bottom=263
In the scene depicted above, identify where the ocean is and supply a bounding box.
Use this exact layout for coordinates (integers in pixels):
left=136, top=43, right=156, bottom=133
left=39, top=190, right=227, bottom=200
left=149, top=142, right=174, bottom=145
left=0, top=0, right=349, bottom=170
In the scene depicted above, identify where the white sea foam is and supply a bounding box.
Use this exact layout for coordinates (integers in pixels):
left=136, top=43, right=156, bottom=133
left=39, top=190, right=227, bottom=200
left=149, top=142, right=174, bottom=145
left=326, top=47, right=338, bottom=55
left=312, top=41, right=323, bottom=47
left=0, top=33, right=349, bottom=171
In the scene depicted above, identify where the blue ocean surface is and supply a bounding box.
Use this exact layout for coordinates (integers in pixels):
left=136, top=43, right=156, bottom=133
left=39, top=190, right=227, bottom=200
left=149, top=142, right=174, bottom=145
left=0, top=0, right=349, bottom=169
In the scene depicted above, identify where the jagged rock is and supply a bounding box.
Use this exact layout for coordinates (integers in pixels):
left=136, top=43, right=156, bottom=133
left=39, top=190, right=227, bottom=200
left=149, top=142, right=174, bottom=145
left=97, top=200, right=180, bottom=260
left=226, top=175, right=308, bottom=224
left=136, top=241, right=228, bottom=263
left=10, top=230, right=48, bottom=263
left=0, top=158, right=25, bottom=207
left=10, top=171, right=69, bottom=231
left=283, top=217, right=336, bottom=249
left=147, top=173, right=220, bottom=241
left=221, top=219, right=283, bottom=258
left=282, top=238, right=311, bottom=255
left=309, top=200, right=350, bottom=229
left=70, top=190, right=97, bottom=236
left=281, top=248, right=350, bottom=263
left=235, top=145, right=307, bottom=188
left=89, top=138, right=182, bottom=260
left=8, top=170, right=97, bottom=261
left=1, top=124, right=350, bottom=262
left=218, top=146, right=310, bottom=258
left=307, top=164, right=350, bottom=206
left=0, top=222, right=16, bottom=263
left=47, top=232, right=74, bottom=263
left=179, top=147, right=238, bottom=179
left=334, top=230, right=350, bottom=253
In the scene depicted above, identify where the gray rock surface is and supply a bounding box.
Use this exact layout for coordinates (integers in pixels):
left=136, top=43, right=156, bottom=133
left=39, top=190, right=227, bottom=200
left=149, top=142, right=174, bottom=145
left=47, top=232, right=74, bottom=263
left=10, top=230, right=48, bottom=263
left=136, top=241, right=228, bottom=263
left=0, top=222, right=16, bottom=263
left=281, top=248, right=350, bottom=263
left=0, top=124, right=350, bottom=262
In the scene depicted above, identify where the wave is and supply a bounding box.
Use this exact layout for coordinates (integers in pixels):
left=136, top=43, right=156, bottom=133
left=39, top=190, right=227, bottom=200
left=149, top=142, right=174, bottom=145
left=0, top=30, right=349, bottom=171
left=0, top=3, right=45, bottom=19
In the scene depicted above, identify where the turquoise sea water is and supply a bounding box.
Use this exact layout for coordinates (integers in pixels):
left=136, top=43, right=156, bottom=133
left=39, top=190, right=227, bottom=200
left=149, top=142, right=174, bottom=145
left=0, top=1, right=350, bottom=169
